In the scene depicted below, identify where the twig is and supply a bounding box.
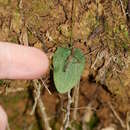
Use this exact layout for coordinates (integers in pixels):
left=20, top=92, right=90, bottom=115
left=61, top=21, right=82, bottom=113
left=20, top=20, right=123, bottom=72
left=32, top=80, right=52, bottom=130
left=38, top=97, right=52, bottom=130
left=18, top=0, right=24, bottom=22
left=126, top=112, right=130, bottom=130
left=63, top=90, right=72, bottom=130
left=30, top=80, right=41, bottom=115
left=69, top=0, right=75, bottom=45
left=119, top=0, right=126, bottom=16
left=0, top=87, right=25, bottom=95
left=91, top=50, right=106, bottom=70
left=40, top=78, right=52, bottom=95
left=70, top=106, right=96, bottom=111
left=7, top=87, right=25, bottom=94
left=72, top=83, right=79, bottom=120
left=108, top=102, right=126, bottom=128
left=18, top=0, right=29, bottom=46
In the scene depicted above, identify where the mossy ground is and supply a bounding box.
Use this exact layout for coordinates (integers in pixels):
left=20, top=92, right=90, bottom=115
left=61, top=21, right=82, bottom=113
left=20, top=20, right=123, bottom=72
left=0, top=0, right=129, bottom=130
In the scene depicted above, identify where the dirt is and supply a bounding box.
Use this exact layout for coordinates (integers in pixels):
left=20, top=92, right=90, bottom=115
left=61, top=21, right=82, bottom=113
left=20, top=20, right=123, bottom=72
left=0, top=0, right=130, bottom=130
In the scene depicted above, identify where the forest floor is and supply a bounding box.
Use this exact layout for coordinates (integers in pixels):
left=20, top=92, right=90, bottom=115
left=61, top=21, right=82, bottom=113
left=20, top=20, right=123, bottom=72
left=0, top=0, right=130, bottom=130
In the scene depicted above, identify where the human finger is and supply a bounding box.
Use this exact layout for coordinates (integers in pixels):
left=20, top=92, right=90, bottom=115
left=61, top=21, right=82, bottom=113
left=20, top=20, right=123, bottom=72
left=0, top=105, right=8, bottom=130
left=0, top=42, right=49, bottom=79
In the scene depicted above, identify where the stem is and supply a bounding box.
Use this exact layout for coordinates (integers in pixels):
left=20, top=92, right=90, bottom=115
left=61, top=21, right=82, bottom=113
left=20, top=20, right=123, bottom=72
left=70, top=0, right=76, bottom=47
left=63, top=90, right=72, bottom=130
left=38, top=97, right=52, bottom=130
left=32, top=80, right=52, bottom=130
left=72, top=83, right=79, bottom=120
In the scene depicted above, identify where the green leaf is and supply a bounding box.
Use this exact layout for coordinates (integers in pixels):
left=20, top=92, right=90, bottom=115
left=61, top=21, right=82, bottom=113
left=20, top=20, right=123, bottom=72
left=53, top=47, right=85, bottom=93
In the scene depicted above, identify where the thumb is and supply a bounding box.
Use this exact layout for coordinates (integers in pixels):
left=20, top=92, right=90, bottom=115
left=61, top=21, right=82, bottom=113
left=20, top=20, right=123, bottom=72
left=0, top=106, right=8, bottom=130
left=0, top=42, right=49, bottom=79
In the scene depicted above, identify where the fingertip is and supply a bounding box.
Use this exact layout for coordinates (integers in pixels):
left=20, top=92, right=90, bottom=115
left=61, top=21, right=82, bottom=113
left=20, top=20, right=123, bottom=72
left=0, top=43, right=49, bottom=79
left=30, top=47, right=49, bottom=79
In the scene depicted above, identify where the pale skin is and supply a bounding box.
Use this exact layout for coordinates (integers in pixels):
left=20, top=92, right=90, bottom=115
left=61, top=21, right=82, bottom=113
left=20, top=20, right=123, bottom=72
left=0, top=42, right=49, bottom=130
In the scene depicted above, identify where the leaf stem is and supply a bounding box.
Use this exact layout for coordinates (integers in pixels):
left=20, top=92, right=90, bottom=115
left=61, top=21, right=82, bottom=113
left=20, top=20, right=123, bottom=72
left=70, top=0, right=75, bottom=47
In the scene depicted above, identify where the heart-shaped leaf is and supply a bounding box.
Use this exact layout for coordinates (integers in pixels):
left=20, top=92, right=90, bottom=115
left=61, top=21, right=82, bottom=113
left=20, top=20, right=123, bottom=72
left=53, top=47, right=85, bottom=93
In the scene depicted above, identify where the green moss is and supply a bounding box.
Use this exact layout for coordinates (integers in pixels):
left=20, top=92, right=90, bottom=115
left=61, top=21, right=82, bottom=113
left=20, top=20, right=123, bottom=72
left=32, top=1, right=49, bottom=15
left=0, top=0, right=10, bottom=6
left=122, top=42, right=129, bottom=51
left=86, top=113, right=99, bottom=130
left=10, top=36, right=18, bottom=43
left=0, top=91, right=28, bottom=105
left=71, top=121, right=82, bottom=130
left=0, top=80, right=4, bottom=85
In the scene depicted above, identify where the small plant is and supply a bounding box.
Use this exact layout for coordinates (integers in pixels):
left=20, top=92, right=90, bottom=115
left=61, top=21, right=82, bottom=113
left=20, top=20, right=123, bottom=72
left=53, top=47, right=85, bottom=93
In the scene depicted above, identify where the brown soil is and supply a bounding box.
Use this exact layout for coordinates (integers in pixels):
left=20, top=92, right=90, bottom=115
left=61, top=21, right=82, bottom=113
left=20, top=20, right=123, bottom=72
left=0, top=0, right=130, bottom=130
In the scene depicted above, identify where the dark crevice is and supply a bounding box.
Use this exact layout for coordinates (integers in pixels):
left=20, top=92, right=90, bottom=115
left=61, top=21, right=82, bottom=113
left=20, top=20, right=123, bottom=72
left=127, top=0, right=130, bottom=35
left=88, top=74, right=96, bottom=83
left=100, top=84, right=113, bottom=95
left=88, top=74, right=113, bottom=96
